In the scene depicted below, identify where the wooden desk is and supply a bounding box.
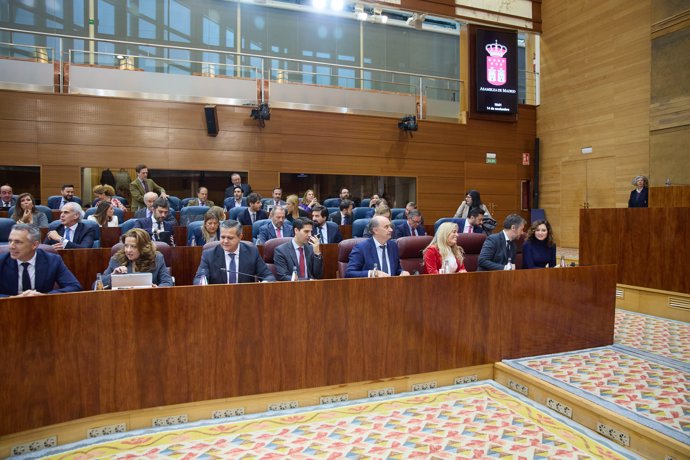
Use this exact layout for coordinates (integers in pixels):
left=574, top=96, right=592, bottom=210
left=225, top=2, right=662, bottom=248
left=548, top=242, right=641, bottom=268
left=0, top=265, right=616, bottom=436
left=579, top=208, right=690, bottom=293
left=649, top=185, right=690, bottom=207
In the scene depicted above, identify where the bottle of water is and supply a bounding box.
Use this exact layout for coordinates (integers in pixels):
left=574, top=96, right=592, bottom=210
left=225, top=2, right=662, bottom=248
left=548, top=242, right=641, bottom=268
left=94, top=273, right=104, bottom=291
left=505, top=257, right=513, bottom=271
left=440, top=259, right=449, bottom=274
left=665, top=178, right=672, bottom=186
left=198, top=269, right=208, bottom=286
left=372, top=263, right=379, bottom=278
left=190, top=235, right=196, bottom=247
left=291, top=266, right=299, bottom=281
left=560, top=255, right=566, bottom=268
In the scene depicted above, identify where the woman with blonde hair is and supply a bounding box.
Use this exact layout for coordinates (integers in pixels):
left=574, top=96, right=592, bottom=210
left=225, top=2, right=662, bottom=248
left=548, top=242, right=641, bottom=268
left=207, top=205, right=227, bottom=222
left=199, top=210, right=221, bottom=245
left=93, top=184, right=126, bottom=210
left=100, top=228, right=173, bottom=288
left=12, top=193, right=48, bottom=228
left=423, top=222, right=466, bottom=274
left=299, top=189, right=319, bottom=212
left=88, top=200, right=119, bottom=227
left=285, top=194, right=308, bottom=223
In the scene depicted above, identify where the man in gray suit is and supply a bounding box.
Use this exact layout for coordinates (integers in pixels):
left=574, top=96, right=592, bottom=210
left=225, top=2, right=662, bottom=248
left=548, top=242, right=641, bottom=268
left=477, top=214, right=526, bottom=271
left=273, top=217, right=323, bottom=281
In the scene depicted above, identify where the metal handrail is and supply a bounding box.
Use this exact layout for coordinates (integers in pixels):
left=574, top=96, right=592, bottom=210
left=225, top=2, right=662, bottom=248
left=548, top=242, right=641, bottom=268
left=0, top=41, right=55, bottom=62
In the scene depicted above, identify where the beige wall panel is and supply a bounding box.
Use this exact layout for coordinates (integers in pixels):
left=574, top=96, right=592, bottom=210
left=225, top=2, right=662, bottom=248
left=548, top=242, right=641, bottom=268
left=41, top=165, right=82, bottom=200
left=0, top=120, right=37, bottom=143
left=538, top=0, right=651, bottom=247
left=37, top=123, right=169, bottom=148
left=169, top=129, right=283, bottom=152
left=465, top=163, right=517, bottom=179
left=36, top=95, right=170, bottom=127
left=0, top=142, right=39, bottom=164
left=249, top=171, right=282, bottom=198
left=0, top=92, right=37, bottom=121
left=650, top=95, right=690, bottom=131
left=168, top=149, right=254, bottom=171
left=653, top=0, right=690, bottom=23
left=650, top=126, right=690, bottom=186
left=418, top=176, right=464, bottom=195
left=651, top=26, right=690, bottom=103
left=36, top=144, right=169, bottom=169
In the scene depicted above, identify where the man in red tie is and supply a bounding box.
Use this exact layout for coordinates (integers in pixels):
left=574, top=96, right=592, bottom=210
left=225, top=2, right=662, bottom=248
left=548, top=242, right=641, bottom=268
left=256, top=206, right=293, bottom=244
left=392, top=210, right=426, bottom=239
left=273, top=218, right=323, bottom=281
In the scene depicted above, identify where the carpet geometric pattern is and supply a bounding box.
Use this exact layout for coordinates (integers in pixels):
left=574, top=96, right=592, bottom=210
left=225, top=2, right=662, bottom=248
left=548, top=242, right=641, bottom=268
left=505, top=346, right=690, bottom=445
left=17, top=382, right=637, bottom=459
left=614, top=309, right=690, bottom=367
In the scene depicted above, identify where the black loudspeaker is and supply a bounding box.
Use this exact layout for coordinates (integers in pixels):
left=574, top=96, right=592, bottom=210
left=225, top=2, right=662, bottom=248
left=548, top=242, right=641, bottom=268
left=533, top=137, right=540, bottom=209
left=204, top=105, right=218, bottom=137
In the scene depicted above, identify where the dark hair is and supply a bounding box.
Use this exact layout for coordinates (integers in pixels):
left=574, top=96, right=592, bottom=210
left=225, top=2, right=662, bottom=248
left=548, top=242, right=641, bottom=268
left=220, top=219, right=242, bottom=236
left=503, top=214, right=526, bottom=230
left=468, top=208, right=485, bottom=219
left=233, top=185, right=243, bottom=192
left=292, top=217, right=314, bottom=231
left=196, top=186, right=207, bottom=193
left=247, top=192, right=262, bottom=205
left=273, top=187, right=282, bottom=193
left=135, top=164, right=147, bottom=173
left=93, top=201, right=113, bottom=227
left=312, top=204, right=329, bottom=218
left=152, top=197, right=169, bottom=209
left=467, top=190, right=482, bottom=210
left=61, top=184, right=74, bottom=190
left=339, top=199, right=353, bottom=211
left=12, top=193, right=37, bottom=221
left=527, top=219, right=555, bottom=247
left=407, top=209, right=421, bottom=219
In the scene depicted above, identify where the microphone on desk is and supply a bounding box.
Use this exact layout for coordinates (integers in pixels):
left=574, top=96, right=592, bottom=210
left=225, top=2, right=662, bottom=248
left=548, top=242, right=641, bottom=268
left=219, top=267, right=270, bottom=282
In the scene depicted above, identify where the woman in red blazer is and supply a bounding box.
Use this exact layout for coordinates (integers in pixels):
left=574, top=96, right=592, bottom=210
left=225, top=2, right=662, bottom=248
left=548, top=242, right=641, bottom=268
left=423, top=222, right=466, bottom=274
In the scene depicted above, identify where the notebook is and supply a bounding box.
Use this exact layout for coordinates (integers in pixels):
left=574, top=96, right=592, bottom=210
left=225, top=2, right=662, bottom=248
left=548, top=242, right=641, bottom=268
left=111, top=273, right=153, bottom=290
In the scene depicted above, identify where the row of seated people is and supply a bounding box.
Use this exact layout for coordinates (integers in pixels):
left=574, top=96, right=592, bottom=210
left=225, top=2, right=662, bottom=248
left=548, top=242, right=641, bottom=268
left=0, top=214, right=558, bottom=297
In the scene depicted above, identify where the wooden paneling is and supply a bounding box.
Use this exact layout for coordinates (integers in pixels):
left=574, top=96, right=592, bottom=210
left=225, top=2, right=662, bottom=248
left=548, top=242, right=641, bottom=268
left=650, top=126, right=690, bottom=186
left=538, top=0, right=651, bottom=247
left=40, top=165, right=82, bottom=203
left=0, top=90, right=537, bottom=224
left=0, top=265, right=615, bottom=436
left=649, top=185, right=690, bottom=207
left=580, top=208, right=690, bottom=293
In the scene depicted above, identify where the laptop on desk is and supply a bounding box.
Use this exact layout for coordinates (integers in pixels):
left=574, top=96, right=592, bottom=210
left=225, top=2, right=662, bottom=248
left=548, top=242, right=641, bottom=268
left=111, top=273, right=153, bottom=290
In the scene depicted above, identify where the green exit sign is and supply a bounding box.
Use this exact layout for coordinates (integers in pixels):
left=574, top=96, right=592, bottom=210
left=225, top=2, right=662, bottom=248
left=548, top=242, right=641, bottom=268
left=486, top=158, right=496, bottom=164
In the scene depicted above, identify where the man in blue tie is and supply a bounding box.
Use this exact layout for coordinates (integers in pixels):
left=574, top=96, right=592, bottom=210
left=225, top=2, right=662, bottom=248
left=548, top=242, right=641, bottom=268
left=0, top=224, right=82, bottom=297
left=47, top=184, right=82, bottom=210
left=346, top=216, right=410, bottom=278
left=194, top=220, right=275, bottom=284
left=44, top=202, right=96, bottom=249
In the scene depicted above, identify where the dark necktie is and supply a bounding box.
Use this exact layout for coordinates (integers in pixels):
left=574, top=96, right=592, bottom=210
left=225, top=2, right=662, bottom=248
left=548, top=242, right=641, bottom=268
left=142, top=180, right=149, bottom=193
left=298, top=247, right=306, bottom=278
left=228, top=253, right=237, bottom=283
left=251, top=213, right=256, bottom=223
left=506, top=240, right=511, bottom=259
left=380, top=244, right=389, bottom=275
left=343, top=215, right=349, bottom=225
left=318, top=227, right=325, bottom=243
left=21, top=262, right=31, bottom=292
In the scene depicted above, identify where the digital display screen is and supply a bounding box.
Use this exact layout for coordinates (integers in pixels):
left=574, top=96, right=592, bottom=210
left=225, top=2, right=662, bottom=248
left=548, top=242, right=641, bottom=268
left=475, top=28, right=518, bottom=114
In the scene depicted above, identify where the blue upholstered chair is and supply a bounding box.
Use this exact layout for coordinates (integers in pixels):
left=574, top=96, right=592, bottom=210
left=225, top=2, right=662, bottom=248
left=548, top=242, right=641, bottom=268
left=352, top=218, right=370, bottom=238
left=166, top=196, right=181, bottom=211
left=120, top=218, right=138, bottom=235
left=360, top=198, right=371, bottom=208
left=228, top=206, right=247, bottom=221
left=187, top=221, right=204, bottom=246
left=391, top=208, right=406, bottom=220
left=327, top=207, right=339, bottom=217
left=323, top=198, right=340, bottom=207
left=179, top=205, right=209, bottom=226
left=433, top=217, right=465, bottom=233
left=252, top=219, right=270, bottom=242
left=352, top=207, right=374, bottom=221
left=180, top=197, right=194, bottom=208
left=391, top=219, right=406, bottom=228
left=0, top=217, right=15, bottom=245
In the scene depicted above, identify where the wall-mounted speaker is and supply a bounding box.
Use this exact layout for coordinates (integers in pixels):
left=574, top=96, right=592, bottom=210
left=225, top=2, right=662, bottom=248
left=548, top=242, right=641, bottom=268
left=204, top=105, right=218, bottom=137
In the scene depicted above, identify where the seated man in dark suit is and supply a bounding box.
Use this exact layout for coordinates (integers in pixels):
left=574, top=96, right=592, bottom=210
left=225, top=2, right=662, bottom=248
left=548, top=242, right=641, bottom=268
left=274, top=217, right=323, bottom=281
left=311, top=205, right=343, bottom=244
left=193, top=220, right=275, bottom=284
left=1, top=183, right=16, bottom=208
left=346, top=216, right=411, bottom=278
left=224, top=172, right=252, bottom=198
left=47, top=184, right=82, bottom=210
left=460, top=208, right=485, bottom=234
left=133, top=197, right=175, bottom=245
left=1, top=223, right=82, bottom=297
left=393, top=209, right=426, bottom=239
left=329, top=199, right=353, bottom=226
left=225, top=186, right=247, bottom=210
left=187, top=186, right=214, bottom=207
left=264, top=187, right=286, bottom=212
left=44, top=202, right=96, bottom=249
left=477, top=214, right=526, bottom=271
left=257, top=206, right=293, bottom=244
left=238, top=193, right=268, bottom=226
left=133, top=192, right=177, bottom=225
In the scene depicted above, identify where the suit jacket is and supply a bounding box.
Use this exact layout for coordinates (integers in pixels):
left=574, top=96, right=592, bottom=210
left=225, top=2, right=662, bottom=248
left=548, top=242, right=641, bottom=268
left=187, top=199, right=215, bottom=208
left=47, top=196, right=83, bottom=210
left=133, top=208, right=177, bottom=225
left=392, top=222, right=427, bottom=239
left=263, top=200, right=286, bottom=212
left=330, top=212, right=352, bottom=226
left=314, top=221, right=343, bottom=244
left=257, top=221, right=294, bottom=245
left=129, top=178, right=165, bottom=212
left=273, top=240, right=323, bottom=281
left=477, top=231, right=516, bottom=271
left=1, top=198, right=16, bottom=208
left=100, top=252, right=173, bottom=288
left=225, top=198, right=247, bottom=210
left=43, top=222, right=96, bottom=249
left=346, top=238, right=403, bottom=278
left=238, top=208, right=268, bottom=226
left=423, top=245, right=465, bottom=274
left=194, top=243, right=275, bottom=284
left=628, top=188, right=648, bottom=208
left=455, top=218, right=483, bottom=234
left=224, top=184, right=252, bottom=198
left=133, top=218, right=175, bottom=242
left=0, top=249, right=82, bottom=297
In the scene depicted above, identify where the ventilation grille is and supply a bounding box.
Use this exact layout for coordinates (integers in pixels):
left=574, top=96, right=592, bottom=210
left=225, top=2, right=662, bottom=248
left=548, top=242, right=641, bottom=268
left=615, top=288, right=624, bottom=299
left=669, top=296, right=690, bottom=311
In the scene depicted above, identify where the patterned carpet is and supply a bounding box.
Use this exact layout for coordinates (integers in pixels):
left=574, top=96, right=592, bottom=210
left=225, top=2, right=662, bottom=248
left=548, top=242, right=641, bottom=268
left=504, top=346, right=690, bottom=445
left=614, top=309, right=690, bottom=369
left=14, top=382, right=637, bottom=459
